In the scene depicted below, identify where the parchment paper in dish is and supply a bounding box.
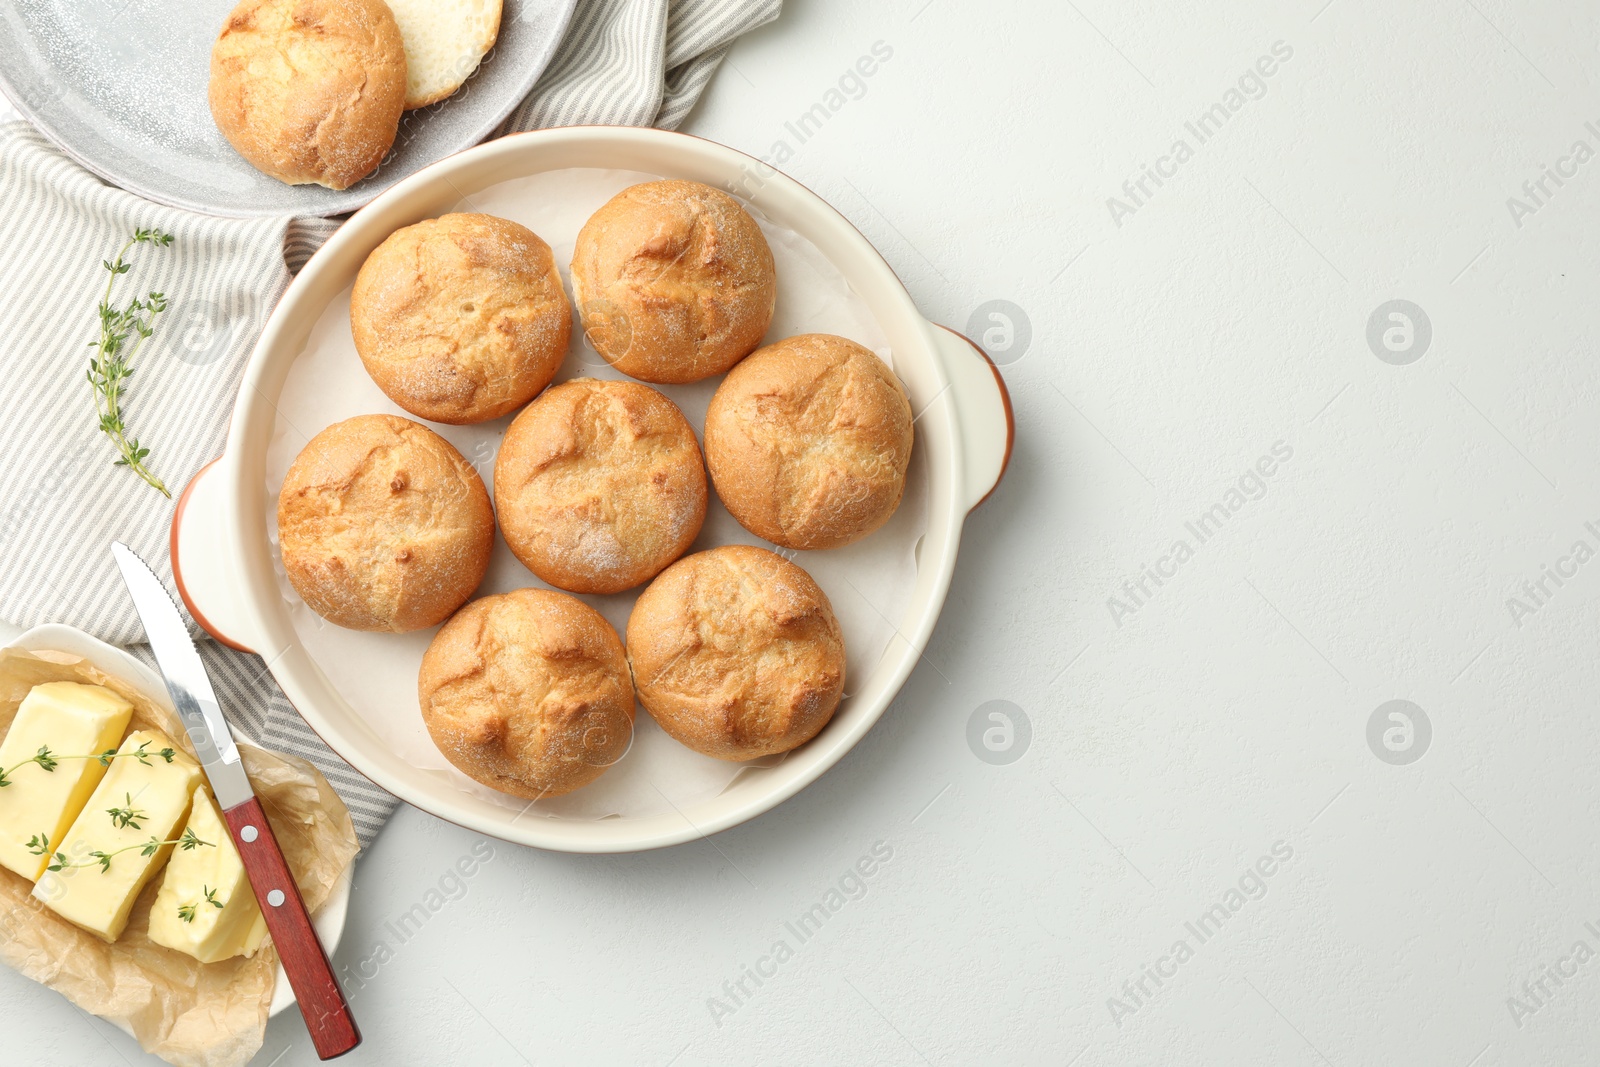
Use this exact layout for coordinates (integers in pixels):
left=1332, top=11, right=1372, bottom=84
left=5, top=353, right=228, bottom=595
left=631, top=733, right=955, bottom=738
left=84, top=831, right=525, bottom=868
left=0, top=647, right=358, bottom=1067
left=266, top=168, right=929, bottom=820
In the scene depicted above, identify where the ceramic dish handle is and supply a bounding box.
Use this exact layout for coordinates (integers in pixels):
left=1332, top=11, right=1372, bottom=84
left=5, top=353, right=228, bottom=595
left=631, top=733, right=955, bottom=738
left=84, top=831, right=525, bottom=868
left=930, top=324, right=1014, bottom=511
left=170, top=458, right=260, bottom=654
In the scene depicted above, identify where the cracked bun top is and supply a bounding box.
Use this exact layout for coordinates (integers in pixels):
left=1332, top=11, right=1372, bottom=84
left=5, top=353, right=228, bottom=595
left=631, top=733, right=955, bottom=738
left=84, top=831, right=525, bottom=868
left=571, top=181, right=776, bottom=384
left=352, top=213, right=572, bottom=425
left=277, top=414, right=494, bottom=632
left=208, top=0, right=407, bottom=191
left=494, top=378, right=708, bottom=595
left=419, top=588, right=635, bottom=799
left=626, top=545, right=845, bottom=761
left=704, top=334, right=913, bottom=550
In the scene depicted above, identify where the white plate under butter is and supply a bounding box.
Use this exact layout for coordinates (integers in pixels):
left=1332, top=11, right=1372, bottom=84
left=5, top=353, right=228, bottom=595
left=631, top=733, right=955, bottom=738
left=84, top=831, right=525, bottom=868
left=4, top=624, right=349, bottom=1021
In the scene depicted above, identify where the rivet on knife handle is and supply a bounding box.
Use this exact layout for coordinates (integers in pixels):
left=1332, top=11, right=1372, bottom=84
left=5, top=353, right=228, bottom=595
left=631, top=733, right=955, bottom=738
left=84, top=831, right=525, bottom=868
left=224, top=796, right=360, bottom=1060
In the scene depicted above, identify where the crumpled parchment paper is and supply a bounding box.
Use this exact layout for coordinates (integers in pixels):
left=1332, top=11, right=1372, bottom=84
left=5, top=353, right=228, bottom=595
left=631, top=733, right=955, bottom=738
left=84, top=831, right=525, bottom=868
left=0, top=646, right=359, bottom=1067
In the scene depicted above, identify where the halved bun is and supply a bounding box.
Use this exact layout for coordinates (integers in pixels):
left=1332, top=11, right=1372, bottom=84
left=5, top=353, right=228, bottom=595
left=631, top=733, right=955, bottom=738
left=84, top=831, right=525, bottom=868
left=387, top=0, right=503, bottom=109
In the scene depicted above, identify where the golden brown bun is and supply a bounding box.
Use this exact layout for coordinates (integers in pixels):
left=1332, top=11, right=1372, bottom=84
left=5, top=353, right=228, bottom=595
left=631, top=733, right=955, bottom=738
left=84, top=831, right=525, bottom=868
left=277, top=414, right=493, bottom=632
left=626, top=546, right=845, bottom=761
left=351, top=213, right=571, bottom=425
left=419, top=589, right=635, bottom=799
left=494, top=379, right=707, bottom=595
left=571, top=181, right=775, bottom=384
left=208, top=0, right=407, bottom=191
left=704, top=334, right=913, bottom=550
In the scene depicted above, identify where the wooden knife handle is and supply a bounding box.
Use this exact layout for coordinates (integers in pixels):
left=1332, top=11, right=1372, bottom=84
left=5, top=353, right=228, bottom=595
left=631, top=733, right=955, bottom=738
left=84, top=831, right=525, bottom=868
left=224, top=795, right=360, bottom=1060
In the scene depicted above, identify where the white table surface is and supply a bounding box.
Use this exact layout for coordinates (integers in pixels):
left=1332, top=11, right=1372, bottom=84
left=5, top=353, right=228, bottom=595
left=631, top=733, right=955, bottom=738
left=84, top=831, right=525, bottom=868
left=6, top=0, right=1600, bottom=1063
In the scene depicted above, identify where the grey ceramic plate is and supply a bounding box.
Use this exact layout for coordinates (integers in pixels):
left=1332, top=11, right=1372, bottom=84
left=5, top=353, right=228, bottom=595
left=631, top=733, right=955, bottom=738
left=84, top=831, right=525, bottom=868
left=0, top=0, right=577, bottom=218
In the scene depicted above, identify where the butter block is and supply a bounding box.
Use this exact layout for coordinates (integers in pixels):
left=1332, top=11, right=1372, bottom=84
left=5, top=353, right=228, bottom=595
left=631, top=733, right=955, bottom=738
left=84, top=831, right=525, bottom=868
left=33, top=730, right=203, bottom=942
left=149, top=788, right=266, bottom=963
left=0, top=682, right=134, bottom=882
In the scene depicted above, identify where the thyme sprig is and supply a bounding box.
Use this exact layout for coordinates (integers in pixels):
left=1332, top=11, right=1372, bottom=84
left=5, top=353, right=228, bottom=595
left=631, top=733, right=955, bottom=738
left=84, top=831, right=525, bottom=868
left=88, top=228, right=173, bottom=497
left=29, top=826, right=212, bottom=874
left=178, top=885, right=224, bottom=923
left=0, top=740, right=177, bottom=788
left=106, top=794, right=147, bottom=831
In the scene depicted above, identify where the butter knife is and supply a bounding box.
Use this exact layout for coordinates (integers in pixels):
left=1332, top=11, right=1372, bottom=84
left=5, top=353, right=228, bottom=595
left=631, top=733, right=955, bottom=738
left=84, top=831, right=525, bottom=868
left=111, top=542, right=360, bottom=1060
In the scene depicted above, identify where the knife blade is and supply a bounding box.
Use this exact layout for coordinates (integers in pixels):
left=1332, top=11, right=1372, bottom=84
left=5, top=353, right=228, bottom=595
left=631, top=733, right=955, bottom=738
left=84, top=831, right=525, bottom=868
left=111, top=542, right=360, bottom=1060
left=110, top=543, right=251, bottom=808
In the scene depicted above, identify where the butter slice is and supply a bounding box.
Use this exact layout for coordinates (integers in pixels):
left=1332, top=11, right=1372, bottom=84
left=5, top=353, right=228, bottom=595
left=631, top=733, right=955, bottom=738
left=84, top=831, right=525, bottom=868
left=0, top=682, right=134, bottom=882
left=33, top=730, right=202, bottom=942
left=149, top=788, right=267, bottom=963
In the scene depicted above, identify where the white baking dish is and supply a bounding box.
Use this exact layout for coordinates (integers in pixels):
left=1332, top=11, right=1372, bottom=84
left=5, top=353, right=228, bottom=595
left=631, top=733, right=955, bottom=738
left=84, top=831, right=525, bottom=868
left=4, top=624, right=349, bottom=1019
left=170, top=127, right=1012, bottom=853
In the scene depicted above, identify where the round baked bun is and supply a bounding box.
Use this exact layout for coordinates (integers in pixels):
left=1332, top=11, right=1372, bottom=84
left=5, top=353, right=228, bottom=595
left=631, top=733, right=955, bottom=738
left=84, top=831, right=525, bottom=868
left=420, top=589, right=635, bottom=799
left=571, top=181, right=776, bottom=384
left=351, top=213, right=571, bottom=424
left=277, top=414, right=494, bottom=632
left=705, top=334, right=913, bottom=550
left=626, top=546, right=845, bottom=761
left=494, top=378, right=707, bottom=594
left=385, top=0, right=502, bottom=109
left=209, top=0, right=407, bottom=191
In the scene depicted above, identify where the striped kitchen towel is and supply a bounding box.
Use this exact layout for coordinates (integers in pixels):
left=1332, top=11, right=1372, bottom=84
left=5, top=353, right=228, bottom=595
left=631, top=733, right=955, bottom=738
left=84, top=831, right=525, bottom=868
left=0, top=0, right=781, bottom=848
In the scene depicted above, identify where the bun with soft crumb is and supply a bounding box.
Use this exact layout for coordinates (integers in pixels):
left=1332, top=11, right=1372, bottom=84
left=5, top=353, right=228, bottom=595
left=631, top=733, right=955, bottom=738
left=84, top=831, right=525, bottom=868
left=386, top=0, right=503, bottom=109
